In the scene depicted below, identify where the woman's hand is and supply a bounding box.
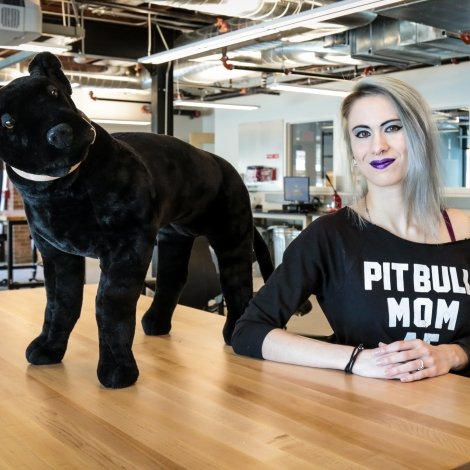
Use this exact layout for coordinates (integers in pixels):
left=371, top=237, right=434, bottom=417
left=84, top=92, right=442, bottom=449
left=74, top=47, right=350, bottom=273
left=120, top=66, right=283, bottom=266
left=371, top=339, right=467, bottom=382
left=260, top=330, right=468, bottom=381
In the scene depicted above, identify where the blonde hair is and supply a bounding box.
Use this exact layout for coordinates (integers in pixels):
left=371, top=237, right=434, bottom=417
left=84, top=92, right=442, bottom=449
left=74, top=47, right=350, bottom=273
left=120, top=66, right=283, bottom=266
left=340, top=75, right=444, bottom=237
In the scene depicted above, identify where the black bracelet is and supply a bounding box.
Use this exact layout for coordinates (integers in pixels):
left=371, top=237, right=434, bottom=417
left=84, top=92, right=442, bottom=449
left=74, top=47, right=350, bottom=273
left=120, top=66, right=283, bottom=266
left=345, top=344, right=364, bottom=374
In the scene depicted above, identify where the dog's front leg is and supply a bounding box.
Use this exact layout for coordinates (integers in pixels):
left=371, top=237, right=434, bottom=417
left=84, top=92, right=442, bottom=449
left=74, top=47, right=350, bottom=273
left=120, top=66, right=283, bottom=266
left=95, top=258, right=149, bottom=388
left=26, top=249, right=85, bottom=366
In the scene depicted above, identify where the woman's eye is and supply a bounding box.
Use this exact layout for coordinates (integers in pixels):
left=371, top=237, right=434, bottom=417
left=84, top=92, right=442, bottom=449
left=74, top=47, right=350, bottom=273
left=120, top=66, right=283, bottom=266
left=385, top=124, right=403, bottom=133
left=47, top=85, right=58, bottom=97
left=1, top=114, right=15, bottom=129
left=354, top=129, right=370, bottom=138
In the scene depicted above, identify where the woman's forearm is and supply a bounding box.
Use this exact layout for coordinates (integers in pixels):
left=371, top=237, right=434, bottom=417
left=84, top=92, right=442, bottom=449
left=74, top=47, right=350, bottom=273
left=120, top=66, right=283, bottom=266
left=261, top=328, right=354, bottom=371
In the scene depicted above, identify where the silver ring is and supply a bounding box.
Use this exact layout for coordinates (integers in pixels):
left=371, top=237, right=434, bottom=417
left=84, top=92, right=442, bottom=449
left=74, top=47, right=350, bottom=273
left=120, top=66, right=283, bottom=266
left=417, top=359, right=425, bottom=371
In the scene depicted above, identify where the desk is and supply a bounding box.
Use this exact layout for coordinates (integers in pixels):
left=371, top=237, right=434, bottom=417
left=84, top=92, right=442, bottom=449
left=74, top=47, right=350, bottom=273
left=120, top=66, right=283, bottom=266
left=0, top=210, right=44, bottom=289
left=253, top=211, right=319, bottom=230
left=0, top=285, right=469, bottom=469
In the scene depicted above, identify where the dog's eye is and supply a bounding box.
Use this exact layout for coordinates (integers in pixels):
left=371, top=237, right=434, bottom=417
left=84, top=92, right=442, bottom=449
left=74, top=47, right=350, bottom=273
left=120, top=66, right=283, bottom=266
left=47, top=85, right=59, bottom=98
left=1, top=114, right=15, bottom=130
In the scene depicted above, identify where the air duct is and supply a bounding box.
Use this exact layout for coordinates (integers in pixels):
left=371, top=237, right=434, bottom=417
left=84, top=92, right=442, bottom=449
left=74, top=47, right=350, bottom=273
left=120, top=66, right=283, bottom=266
left=153, top=1, right=376, bottom=48
left=0, top=66, right=145, bottom=90
left=147, top=0, right=313, bottom=21
left=351, top=17, right=470, bottom=66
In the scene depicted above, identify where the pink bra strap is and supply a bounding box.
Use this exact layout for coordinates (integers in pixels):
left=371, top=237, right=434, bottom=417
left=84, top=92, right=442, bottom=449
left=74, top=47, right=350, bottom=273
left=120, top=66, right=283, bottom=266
left=442, top=209, right=456, bottom=242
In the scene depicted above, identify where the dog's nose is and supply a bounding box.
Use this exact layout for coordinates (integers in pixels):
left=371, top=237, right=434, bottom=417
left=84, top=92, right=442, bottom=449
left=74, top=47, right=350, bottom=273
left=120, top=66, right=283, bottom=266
left=47, top=123, right=73, bottom=149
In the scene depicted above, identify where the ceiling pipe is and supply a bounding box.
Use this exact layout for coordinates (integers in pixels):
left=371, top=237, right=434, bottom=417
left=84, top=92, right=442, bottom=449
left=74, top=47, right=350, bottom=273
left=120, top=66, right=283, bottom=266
left=220, top=55, right=352, bottom=81
left=199, top=86, right=280, bottom=101
left=89, top=90, right=149, bottom=103
left=87, top=92, right=202, bottom=117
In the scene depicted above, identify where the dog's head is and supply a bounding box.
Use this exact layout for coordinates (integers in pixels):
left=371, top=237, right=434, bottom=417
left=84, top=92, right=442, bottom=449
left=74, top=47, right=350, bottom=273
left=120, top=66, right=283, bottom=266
left=0, top=52, right=96, bottom=180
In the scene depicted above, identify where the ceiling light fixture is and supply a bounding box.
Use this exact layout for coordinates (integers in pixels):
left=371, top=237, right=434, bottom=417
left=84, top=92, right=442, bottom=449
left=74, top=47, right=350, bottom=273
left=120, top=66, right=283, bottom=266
left=0, top=43, right=71, bottom=54
left=139, top=0, right=406, bottom=65
left=92, top=119, right=151, bottom=126
left=267, top=83, right=350, bottom=97
left=173, top=100, right=259, bottom=110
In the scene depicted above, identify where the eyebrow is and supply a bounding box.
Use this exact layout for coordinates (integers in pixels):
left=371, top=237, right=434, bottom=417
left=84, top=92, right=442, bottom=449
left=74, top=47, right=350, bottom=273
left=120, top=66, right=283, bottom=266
left=351, top=118, right=402, bottom=132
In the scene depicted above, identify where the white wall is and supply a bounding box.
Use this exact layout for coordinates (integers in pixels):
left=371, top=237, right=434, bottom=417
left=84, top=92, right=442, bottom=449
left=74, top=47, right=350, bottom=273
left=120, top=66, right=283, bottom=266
left=212, top=92, right=345, bottom=191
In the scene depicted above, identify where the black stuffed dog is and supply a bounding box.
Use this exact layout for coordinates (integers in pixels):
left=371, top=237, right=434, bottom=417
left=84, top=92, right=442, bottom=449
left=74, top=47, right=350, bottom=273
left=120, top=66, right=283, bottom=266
left=0, top=52, right=275, bottom=388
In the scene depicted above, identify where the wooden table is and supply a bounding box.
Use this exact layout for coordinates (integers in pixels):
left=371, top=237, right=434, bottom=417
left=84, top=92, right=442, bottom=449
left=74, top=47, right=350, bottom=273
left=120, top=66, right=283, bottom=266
left=0, top=285, right=469, bottom=469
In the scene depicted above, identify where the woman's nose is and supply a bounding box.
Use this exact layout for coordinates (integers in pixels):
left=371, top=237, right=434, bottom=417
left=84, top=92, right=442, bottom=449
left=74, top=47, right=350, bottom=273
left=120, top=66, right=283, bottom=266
left=371, top=132, right=389, bottom=156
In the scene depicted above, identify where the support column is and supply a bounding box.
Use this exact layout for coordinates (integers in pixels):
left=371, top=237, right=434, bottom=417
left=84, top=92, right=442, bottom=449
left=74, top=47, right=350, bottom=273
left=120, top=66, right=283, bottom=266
left=150, top=62, right=174, bottom=136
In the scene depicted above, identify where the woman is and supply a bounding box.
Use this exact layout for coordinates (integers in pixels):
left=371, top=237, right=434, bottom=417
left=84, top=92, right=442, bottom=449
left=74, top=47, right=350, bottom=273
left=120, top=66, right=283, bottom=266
left=232, top=76, right=470, bottom=381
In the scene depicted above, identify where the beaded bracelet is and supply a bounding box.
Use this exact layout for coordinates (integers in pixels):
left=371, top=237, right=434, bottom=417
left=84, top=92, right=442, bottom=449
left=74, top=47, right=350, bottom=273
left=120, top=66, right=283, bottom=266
left=344, top=343, right=364, bottom=374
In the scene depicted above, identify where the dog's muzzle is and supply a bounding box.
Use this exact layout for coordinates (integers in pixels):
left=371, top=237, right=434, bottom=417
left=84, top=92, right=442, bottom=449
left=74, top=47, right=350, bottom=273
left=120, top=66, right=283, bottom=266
left=47, top=123, right=73, bottom=149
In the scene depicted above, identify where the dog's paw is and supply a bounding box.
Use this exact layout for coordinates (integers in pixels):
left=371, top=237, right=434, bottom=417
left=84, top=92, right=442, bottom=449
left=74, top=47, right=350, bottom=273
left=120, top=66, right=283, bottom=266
left=26, top=336, right=66, bottom=365
left=141, top=312, right=171, bottom=336
left=97, top=363, right=139, bottom=389
left=97, top=350, right=139, bottom=388
left=223, top=320, right=236, bottom=346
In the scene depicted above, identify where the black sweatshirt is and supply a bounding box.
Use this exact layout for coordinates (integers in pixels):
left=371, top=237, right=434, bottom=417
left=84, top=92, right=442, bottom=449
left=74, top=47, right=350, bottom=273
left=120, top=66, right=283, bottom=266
left=232, top=208, right=470, bottom=375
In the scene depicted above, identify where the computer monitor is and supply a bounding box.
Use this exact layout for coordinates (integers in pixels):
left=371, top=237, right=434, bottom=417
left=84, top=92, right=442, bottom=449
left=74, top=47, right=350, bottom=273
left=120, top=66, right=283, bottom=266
left=283, top=176, right=310, bottom=204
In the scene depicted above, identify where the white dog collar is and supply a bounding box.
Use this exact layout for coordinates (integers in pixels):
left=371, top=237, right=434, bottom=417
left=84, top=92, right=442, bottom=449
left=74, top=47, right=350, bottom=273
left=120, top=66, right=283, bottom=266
left=10, top=162, right=81, bottom=182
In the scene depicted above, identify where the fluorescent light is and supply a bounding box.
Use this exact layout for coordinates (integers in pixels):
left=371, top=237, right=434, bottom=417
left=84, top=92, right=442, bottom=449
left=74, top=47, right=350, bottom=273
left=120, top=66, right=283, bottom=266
left=0, top=43, right=70, bottom=54
left=268, top=83, right=350, bottom=97
left=173, top=100, right=259, bottom=110
left=92, top=119, right=150, bottom=126
left=139, top=0, right=405, bottom=65
left=1, top=36, right=72, bottom=54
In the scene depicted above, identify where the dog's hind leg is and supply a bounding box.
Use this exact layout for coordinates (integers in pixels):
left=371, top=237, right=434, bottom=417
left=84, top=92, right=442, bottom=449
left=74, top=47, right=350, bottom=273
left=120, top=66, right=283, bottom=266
left=141, top=225, right=194, bottom=336
left=26, top=245, right=85, bottom=365
left=208, top=233, right=254, bottom=346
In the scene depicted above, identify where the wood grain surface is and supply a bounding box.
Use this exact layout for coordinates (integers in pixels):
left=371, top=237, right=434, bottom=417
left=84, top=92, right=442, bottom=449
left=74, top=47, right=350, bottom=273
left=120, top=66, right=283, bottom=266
left=0, top=285, right=469, bottom=469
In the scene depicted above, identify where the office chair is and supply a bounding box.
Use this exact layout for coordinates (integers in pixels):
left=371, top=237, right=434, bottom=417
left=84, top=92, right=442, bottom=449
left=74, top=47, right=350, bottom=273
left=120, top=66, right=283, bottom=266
left=144, top=235, right=224, bottom=315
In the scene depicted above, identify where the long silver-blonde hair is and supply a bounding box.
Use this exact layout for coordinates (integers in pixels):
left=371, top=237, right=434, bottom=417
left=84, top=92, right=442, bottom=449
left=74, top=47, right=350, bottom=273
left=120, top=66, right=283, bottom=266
left=341, top=75, right=444, bottom=237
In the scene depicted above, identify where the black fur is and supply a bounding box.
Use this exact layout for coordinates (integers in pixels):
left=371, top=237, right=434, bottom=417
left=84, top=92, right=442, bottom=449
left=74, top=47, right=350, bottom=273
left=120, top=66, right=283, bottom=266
left=0, top=52, right=274, bottom=388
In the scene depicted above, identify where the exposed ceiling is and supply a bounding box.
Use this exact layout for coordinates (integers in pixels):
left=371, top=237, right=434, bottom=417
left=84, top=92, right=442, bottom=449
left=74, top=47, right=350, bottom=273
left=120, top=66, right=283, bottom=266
left=0, top=0, right=469, bottom=102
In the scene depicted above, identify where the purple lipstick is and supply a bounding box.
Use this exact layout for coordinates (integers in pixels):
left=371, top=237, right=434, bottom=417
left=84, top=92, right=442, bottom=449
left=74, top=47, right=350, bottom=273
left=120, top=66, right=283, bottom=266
left=370, top=158, right=395, bottom=170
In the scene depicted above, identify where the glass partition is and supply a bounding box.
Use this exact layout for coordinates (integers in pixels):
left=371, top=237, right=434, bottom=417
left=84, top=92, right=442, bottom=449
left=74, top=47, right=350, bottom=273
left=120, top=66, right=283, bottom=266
left=286, top=120, right=333, bottom=187
left=434, top=108, right=469, bottom=188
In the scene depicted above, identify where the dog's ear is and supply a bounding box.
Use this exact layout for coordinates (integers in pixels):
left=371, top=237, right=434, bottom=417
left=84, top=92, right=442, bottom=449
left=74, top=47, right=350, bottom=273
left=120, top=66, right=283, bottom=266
left=28, top=52, right=72, bottom=96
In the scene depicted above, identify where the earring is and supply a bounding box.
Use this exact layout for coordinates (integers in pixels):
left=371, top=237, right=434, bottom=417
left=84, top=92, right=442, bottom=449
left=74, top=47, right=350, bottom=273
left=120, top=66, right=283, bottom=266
left=351, top=158, right=357, bottom=171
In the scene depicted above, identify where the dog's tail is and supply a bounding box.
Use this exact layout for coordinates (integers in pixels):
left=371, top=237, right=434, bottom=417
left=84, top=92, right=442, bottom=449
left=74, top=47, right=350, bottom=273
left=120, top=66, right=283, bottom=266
left=253, top=226, right=312, bottom=316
